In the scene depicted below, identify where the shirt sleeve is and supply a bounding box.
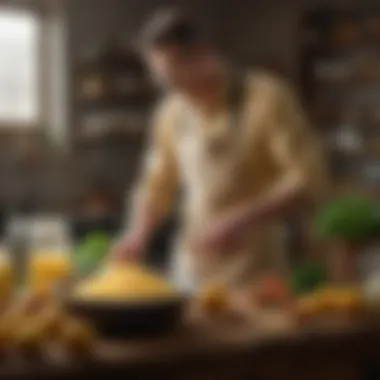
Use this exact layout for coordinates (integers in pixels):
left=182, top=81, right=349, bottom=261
left=267, top=78, right=329, bottom=202
left=129, top=99, right=179, bottom=222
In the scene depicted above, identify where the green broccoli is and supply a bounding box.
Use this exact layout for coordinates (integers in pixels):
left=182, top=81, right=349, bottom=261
left=315, top=196, right=379, bottom=243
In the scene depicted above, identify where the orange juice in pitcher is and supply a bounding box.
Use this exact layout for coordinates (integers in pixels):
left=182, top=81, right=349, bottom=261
left=0, top=249, right=13, bottom=301
left=27, top=217, right=73, bottom=294
left=28, top=251, right=72, bottom=294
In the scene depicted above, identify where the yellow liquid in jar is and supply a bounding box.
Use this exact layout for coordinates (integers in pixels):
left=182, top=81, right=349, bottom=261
left=0, top=256, right=12, bottom=301
left=28, top=252, right=72, bottom=294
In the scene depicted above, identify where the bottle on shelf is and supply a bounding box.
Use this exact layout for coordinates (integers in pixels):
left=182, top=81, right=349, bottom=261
left=334, top=109, right=363, bottom=154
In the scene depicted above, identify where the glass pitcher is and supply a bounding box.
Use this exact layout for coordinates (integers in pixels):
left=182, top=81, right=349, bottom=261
left=27, top=217, right=72, bottom=294
left=0, top=246, right=13, bottom=302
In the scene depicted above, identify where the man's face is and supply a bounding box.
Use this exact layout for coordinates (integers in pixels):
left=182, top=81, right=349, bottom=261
left=145, top=44, right=209, bottom=93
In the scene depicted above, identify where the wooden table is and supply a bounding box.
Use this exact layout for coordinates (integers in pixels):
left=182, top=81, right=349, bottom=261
left=1, top=318, right=380, bottom=380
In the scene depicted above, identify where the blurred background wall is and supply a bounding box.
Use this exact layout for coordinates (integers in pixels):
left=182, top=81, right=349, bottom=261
left=0, top=0, right=377, bottom=217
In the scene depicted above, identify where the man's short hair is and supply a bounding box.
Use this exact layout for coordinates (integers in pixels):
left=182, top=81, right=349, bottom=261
left=138, top=8, right=204, bottom=51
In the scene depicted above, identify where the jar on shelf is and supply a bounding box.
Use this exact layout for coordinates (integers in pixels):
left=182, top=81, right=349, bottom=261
left=334, top=109, right=364, bottom=154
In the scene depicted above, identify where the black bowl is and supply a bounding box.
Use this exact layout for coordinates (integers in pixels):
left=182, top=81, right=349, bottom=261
left=60, top=290, right=187, bottom=340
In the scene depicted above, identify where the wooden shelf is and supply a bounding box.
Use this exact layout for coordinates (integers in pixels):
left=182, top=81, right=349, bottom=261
left=73, top=38, right=156, bottom=145
left=301, top=6, right=380, bottom=195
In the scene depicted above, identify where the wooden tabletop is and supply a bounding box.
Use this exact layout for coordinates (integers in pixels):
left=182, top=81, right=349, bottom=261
left=1, top=316, right=380, bottom=380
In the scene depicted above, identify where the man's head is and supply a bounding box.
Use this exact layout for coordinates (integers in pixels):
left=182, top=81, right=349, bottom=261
left=139, top=8, right=221, bottom=95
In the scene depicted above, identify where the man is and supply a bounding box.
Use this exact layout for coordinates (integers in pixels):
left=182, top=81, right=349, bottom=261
left=113, top=9, right=327, bottom=291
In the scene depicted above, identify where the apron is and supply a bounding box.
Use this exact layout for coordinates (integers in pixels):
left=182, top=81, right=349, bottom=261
left=169, top=72, right=286, bottom=292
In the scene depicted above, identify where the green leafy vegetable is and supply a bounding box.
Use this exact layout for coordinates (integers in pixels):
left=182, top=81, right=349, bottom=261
left=73, top=231, right=112, bottom=276
left=315, top=196, right=378, bottom=242
left=290, top=262, right=327, bottom=295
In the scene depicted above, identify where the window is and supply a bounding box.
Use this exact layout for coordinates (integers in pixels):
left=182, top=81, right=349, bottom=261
left=0, top=8, right=41, bottom=128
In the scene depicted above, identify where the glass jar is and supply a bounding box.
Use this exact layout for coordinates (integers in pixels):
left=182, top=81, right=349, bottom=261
left=27, top=217, right=72, bottom=294
left=0, top=246, right=13, bottom=302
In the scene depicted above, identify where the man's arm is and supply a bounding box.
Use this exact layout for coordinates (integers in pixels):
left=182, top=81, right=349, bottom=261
left=198, top=77, right=328, bottom=252
left=115, top=100, right=179, bottom=259
left=234, top=78, right=327, bottom=229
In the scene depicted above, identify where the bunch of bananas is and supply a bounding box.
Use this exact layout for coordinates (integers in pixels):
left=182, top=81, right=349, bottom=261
left=0, top=292, right=96, bottom=360
left=196, top=283, right=229, bottom=314
left=295, top=286, right=365, bottom=323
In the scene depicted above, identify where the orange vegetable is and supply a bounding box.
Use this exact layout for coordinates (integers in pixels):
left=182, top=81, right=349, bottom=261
left=255, top=275, right=290, bottom=306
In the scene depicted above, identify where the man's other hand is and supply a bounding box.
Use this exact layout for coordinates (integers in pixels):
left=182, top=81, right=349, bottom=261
left=111, top=230, right=147, bottom=262
left=194, top=213, right=247, bottom=254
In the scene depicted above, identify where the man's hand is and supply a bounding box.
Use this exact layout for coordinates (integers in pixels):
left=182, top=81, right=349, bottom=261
left=194, top=174, right=304, bottom=255
left=111, top=229, right=148, bottom=262
left=194, top=212, right=247, bottom=254
left=111, top=207, right=158, bottom=262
